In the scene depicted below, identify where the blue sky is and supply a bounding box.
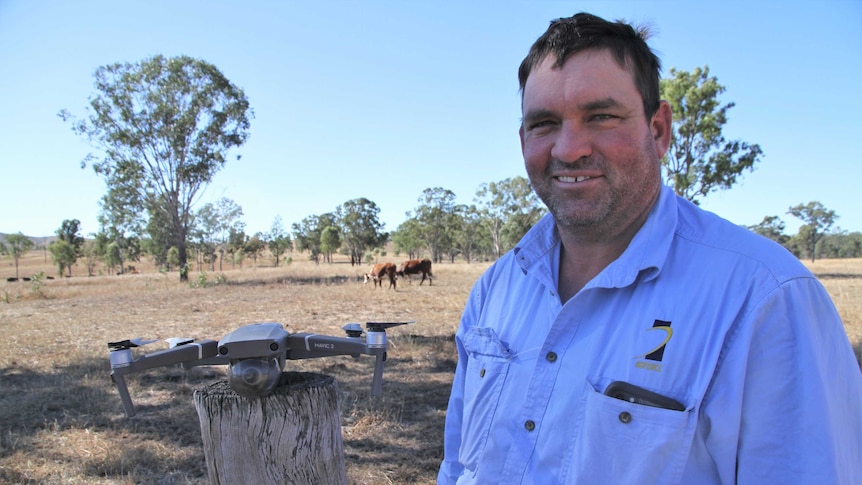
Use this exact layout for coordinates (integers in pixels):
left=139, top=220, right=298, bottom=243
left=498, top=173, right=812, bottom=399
left=1, top=0, right=860, bottom=239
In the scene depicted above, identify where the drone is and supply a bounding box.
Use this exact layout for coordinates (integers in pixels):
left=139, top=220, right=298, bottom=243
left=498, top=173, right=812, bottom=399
left=108, top=320, right=413, bottom=417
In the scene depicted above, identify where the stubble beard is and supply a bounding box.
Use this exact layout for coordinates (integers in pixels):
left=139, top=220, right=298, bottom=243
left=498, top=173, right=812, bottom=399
left=528, top=151, right=661, bottom=239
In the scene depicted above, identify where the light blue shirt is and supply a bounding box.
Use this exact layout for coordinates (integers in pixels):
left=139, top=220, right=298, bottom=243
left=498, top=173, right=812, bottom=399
left=438, top=185, right=862, bottom=484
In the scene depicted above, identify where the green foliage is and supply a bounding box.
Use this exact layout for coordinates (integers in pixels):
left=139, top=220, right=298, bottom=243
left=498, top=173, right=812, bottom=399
left=243, top=233, right=266, bottom=266
left=476, top=177, right=545, bottom=257
left=188, top=271, right=226, bottom=288
left=48, top=239, right=78, bottom=277
left=788, top=201, right=838, bottom=262
left=267, top=215, right=292, bottom=267
left=166, top=246, right=180, bottom=270
left=1, top=233, right=35, bottom=280
left=747, top=216, right=790, bottom=246
left=29, top=271, right=45, bottom=295
left=291, top=214, right=335, bottom=264
left=660, top=66, right=763, bottom=203
left=319, top=226, right=341, bottom=264
left=411, top=187, right=458, bottom=263
left=392, top=218, right=424, bottom=260
left=337, top=198, right=387, bottom=266
left=60, top=54, right=253, bottom=282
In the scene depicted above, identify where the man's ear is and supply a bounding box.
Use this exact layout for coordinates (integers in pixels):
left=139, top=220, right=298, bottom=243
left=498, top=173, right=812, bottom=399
left=651, top=101, right=673, bottom=158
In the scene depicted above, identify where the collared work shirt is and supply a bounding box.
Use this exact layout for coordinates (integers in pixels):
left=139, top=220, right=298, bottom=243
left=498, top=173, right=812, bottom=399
left=438, top=186, right=862, bottom=484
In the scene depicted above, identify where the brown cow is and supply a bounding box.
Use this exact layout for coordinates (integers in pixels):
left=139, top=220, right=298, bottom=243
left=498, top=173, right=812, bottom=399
left=397, top=258, right=433, bottom=286
left=364, top=262, right=397, bottom=289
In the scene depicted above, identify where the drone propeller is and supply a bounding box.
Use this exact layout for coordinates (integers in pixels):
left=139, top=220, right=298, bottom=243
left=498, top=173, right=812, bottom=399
left=166, top=337, right=195, bottom=348
left=108, top=337, right=158, bottom=351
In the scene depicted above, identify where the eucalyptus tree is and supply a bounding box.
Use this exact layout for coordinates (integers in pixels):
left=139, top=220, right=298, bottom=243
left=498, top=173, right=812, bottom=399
left=453, top=204, right=486, bottom=263
left=191, top=197, right=245, bottom=271
left=60, top=55, right=252, bottom=281
left=193, top=202, right=221, bottom=271
left=267, top=215, right=292, bottom=267
left=336, top=198, right=387, bottom=266
left=319, top=226, right=342, bottom=264
left=49, top=219, right=85, bottom=276
left=215, top=197, right=245, bottom=270
left=56, top=219, right=85, bottom=255
left=412, top=187, right=458, bottom=263
left=787, top=201, right=838, bottom=262
left=292, top=213, right=336, bottom=264
left=0, top=233, right=34, bottom=280
left=392, top=218, right=424, bottom=260
left=476, top=176, right=545, bottom=257
left=660, top=66, right=762, bottom=203
left=747, top=216, right=790, bottom=246
left=48, top=239, right=77, bottom=277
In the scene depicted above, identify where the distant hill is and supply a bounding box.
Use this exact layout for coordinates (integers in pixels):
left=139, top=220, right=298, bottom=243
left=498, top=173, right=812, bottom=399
left=0, top=233, right=58, bottom=247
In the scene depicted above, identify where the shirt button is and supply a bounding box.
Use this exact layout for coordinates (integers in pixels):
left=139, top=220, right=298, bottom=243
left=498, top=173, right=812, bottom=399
left=524, top=420, right=536, bottom=431
left=546, top=352, right=557, bottom=363
left=619, top=412, right=632, bottom=424
left=480, top=369, right=486, bottom=378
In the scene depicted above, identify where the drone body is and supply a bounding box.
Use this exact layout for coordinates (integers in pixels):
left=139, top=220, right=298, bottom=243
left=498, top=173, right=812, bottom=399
left=108, top=320, right=412, bottom=417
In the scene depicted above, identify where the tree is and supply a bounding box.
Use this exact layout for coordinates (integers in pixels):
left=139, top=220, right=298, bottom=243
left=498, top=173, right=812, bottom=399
left=475, top=177, right=545, bottom=257
left=244, top=233, right=266, bottom=266
left=267, top=215, right=292, bottom=267
left=193, top=202, right=221, bottom=271
left=412, top=188, right=458, bottom=263
left=292, top=213, right=336, bottom=264
left=215, top=197, right=245, bottom=271
left=226, top=227, right=247, bottom=269
left=747, top=216, right=790, bottom=246
left=452, top=204, right=486, bottom=263
left=48, top=239, right=77, bottom=277
left=319, top=226, right=342, bottom=264
left=97, top=162, right=146, bottom=274
left=56, top=219, right=85, bottom=255
left=337, top=198, right=387, bottom=266
left=60, top=54, right=253, bottom=282
left=787, top=201, right=838, bottom=262
left=392, top=218, right=424, bottom=260
left=660, top=66, right=763, bottom=203
left=0, top=233, right=34, bottom=280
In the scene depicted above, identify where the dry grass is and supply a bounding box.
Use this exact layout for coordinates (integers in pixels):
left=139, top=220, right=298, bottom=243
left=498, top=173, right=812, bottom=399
left=1, top=253, right=859, bottom=484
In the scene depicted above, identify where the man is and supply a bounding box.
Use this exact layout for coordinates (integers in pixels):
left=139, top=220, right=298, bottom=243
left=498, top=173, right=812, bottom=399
left=438, top=12, right=862, bottom=484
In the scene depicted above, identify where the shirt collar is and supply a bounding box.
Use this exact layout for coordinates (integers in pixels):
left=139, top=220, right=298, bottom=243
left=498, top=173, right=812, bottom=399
left=515, top=185, right=678, bottom=289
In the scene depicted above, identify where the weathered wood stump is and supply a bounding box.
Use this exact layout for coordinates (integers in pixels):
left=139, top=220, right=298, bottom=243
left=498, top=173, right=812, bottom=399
left=193, top=371, right=347, bottom=485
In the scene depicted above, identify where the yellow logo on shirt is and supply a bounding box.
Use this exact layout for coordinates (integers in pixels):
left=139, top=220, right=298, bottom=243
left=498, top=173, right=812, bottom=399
left=634, top=320, right=672, bottom=371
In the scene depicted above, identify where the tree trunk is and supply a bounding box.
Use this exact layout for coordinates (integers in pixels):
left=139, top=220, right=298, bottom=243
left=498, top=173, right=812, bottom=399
left=194, top=372, right=347, bottom=485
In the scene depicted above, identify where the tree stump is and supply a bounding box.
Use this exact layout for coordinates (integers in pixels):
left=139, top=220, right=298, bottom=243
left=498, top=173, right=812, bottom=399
left=193, top=371, right=347, bottom=485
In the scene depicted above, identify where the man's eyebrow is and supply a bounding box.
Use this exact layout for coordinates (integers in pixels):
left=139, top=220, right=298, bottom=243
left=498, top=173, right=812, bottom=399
left=521, top=108, right=557, bottom=125
left=580, top=97, right=624, bottom=111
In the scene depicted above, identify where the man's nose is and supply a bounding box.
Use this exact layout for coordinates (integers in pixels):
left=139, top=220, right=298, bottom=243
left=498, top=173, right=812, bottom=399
left=550, top=121, right=591, bottom=163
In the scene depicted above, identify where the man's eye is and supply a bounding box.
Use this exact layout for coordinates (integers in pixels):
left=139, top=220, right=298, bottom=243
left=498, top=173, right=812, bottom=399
left=590, top=114, right=617, bottom=122
left=528, top=120, right=555, bottom=130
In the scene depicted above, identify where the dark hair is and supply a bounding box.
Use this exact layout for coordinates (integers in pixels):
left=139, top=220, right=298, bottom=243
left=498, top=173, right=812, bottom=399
left=518, top=12, right=662, bottom=119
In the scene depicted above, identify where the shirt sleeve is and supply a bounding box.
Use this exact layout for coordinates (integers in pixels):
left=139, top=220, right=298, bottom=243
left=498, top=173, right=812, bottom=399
left=701, top=276, right=862, bottom=484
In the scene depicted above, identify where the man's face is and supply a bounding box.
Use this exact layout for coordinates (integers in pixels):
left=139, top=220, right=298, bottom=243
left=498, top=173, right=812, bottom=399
left=520, top=49, right=670, bottom=238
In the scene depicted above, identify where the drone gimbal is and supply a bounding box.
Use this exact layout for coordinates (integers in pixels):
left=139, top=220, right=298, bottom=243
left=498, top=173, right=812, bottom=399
left=108, top=321, right=412, bottom=417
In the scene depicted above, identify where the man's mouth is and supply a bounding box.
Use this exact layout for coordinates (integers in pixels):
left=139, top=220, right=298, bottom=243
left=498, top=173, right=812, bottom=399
left=557, top=176, right=594, bottom=183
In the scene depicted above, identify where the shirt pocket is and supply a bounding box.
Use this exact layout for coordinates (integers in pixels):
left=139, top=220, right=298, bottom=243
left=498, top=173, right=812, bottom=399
left=565, top=379, right=696, bottom=485
left=459, top=327, right=513, bottom=469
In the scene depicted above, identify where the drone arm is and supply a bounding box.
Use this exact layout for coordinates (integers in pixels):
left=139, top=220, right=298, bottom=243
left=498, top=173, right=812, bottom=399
left=286, top=333, right=368, bottom=360
left=109, top=339, right=219, bottom=417
left=370, top=351, right=386, bottom=396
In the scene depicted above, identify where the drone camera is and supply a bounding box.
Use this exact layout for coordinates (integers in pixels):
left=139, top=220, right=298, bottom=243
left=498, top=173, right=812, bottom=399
left=228, top=357, right=283, bottom=398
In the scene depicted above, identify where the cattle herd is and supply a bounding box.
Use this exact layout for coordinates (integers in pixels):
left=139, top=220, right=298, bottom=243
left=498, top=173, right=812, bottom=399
left=363, top=258, right=433, bottom=289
